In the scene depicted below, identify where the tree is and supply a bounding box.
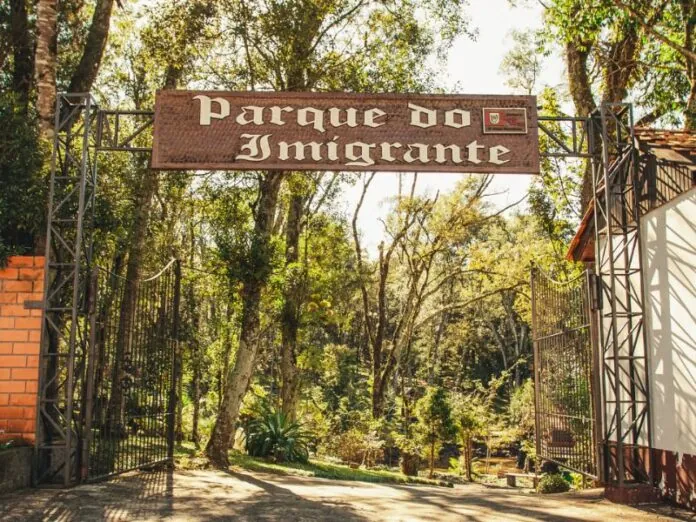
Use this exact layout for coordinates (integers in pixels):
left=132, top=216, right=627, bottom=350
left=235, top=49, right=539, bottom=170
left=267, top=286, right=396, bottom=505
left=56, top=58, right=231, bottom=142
left=452, top=372, right=509, bottom=479
left=35, top=0, right=57, bottom=133
left=454, top=396, right=485, bottom=481
left=414, top=386, right=456, bottom=478
left=6, top=0, right=34, bottom=111
left=354, top=175, right=528, bottom=417
left=541, top=0, right=696, bottom=207
left=207, top=171, right=284, bottom=465
left=542, top=0, right=647, bottom=206
left=67, top=0, right=119, bottom=94
left=34, top=0, right=120, bottom=133
left=104, top=1, right=218, bottom=437
left=0, top=94, right=44, bottom=263
left=279, top=172, right=343, bottom=419
left=207, top=0, right=474, bottom=466
left=613, top=0, right=696, bottom=129
left=500, top=29, right=546, bottom=95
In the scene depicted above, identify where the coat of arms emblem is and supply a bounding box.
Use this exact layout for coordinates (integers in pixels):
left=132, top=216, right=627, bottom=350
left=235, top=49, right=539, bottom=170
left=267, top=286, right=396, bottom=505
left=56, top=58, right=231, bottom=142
left=482, top=107, right=527, bottom=134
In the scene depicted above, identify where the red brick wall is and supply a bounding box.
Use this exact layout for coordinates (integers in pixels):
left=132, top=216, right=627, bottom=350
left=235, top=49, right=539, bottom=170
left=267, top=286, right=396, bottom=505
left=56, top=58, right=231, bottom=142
left=0, top=256, right=44, bottom=443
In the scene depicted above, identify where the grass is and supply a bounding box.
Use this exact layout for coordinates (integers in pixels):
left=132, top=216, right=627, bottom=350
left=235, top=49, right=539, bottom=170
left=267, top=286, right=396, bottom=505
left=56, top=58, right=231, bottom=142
left=173, top=443, right=446, bottom=487
left=228, top=453, right=446, bottom=486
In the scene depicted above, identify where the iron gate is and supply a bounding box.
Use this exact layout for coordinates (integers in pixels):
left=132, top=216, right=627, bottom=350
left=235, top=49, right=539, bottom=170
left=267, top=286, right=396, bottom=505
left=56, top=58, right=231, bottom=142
left=531, top=268, right=599, bottom=478
left=36, top=94, right=182, bottom=485
left=82, top=261, right=180, bottom=481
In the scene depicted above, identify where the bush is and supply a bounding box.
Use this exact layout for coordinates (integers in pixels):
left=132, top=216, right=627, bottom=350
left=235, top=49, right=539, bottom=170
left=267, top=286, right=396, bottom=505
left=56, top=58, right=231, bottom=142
left=328, top=428, right=368, bottom=464
left=392, top=432, right=422, bottom=476
left=537, top=473, right=571, bottom=494
left=0, top=93, right=46, bottom=264
left=245, top=408, right=310, bottom=463
left=509, top=379, right=536, bottom=437
left=448, top=456, right=461, bottom=475
left=400, top=452, right=420, bottom=476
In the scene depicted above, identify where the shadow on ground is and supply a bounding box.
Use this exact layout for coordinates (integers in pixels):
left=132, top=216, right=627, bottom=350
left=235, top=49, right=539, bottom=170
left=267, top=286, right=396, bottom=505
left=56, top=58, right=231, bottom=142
left=0, top=468, right=368, bottom=521
left=0, top=468, right=694, bottom=522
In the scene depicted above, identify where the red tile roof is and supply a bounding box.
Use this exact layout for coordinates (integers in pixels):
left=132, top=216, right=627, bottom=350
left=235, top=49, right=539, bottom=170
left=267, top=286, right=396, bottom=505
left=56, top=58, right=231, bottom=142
left=634, top=128, right=696, bottom=164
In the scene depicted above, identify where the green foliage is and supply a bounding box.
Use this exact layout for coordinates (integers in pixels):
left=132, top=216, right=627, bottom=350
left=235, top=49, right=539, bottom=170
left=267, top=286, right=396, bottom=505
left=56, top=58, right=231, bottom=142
left=500, top=29, right=548, bottom=94
left=245, top=407, right=310, bottom=463
left=415, top=386, right=456, bottom=476
left=0, top=94, right=46, bottom=264
left=415, top=387, right=456, bottom=447
left=453, top=389, right=488, bottom=480
left=541, top=0, right=694, bottom=127
left=520, top=438, right=537, bottom=464
left=537, top=473, right=571, bottom=494
left=567, top=471, right=586, bottom=489
left=455, top=397, right=486, bottom=438
left=392, top=431, right=422, bottom=457
left=328, top=428, right=369, bottom=464
left=448, top=456, right=462, bottom=475
left=2, top=0, right=621, bottom=480
left=509, top=379, right=536, bottom=438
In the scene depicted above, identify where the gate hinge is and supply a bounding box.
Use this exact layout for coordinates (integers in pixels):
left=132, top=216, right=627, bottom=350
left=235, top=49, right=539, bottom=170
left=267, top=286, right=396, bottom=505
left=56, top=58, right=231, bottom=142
left=589, top=273, right=602, bottom=311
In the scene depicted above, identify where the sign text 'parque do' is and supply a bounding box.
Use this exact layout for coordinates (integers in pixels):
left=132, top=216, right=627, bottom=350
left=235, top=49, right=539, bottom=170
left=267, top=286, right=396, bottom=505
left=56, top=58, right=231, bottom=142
left=151, top=91, right=539, bottom=174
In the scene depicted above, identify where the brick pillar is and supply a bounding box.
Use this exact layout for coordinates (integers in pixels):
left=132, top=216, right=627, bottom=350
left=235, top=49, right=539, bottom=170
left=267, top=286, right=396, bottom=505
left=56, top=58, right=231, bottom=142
left=0, top=256, right=44, bottom=444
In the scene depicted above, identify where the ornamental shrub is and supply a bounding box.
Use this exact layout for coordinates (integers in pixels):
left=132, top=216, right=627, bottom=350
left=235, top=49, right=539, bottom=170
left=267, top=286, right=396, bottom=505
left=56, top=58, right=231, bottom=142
left=244, top=408, right=310, bottom=463
left=332, top=427, right=369, bottom=464
left=537, top=473, right=571, bottom=494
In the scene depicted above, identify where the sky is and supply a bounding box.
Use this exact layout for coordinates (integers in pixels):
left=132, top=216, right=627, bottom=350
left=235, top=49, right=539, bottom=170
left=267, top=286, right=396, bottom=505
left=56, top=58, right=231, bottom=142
left=344, top=0, right=566, bottom=255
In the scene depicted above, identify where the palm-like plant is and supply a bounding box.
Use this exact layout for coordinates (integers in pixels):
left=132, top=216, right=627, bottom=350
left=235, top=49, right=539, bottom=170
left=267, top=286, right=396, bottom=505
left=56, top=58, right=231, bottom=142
left=245, top=408, right=310, bottom=463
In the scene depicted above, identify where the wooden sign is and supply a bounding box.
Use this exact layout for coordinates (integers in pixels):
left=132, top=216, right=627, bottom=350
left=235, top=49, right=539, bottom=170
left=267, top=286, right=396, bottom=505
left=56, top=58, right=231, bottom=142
left=151, top=91, right=539, bottom=174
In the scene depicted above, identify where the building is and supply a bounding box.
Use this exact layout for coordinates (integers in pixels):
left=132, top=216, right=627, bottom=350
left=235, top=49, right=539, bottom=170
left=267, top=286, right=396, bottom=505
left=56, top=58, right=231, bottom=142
left=566, top=128, right=696, bottom=509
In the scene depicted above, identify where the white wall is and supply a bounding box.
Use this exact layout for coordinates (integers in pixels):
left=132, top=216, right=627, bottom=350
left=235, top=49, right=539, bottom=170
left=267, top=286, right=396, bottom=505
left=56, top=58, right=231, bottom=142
left=598, top=229, right=649, bottom=446
left=642, top=188, right=696, bottom=455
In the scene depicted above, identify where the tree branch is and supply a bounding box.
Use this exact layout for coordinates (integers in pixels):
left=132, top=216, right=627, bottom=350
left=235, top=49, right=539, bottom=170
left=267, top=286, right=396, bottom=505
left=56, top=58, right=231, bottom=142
left=613, top=0, right=696, bottom=63
left=414, top=283, right=526, bottom=330
left=352, top=173, right=377, bottom=348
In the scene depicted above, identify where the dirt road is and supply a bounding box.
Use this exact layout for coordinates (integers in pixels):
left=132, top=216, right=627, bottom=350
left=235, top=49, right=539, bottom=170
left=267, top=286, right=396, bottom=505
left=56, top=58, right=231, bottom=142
left=0, top=468, right=692, bottom=521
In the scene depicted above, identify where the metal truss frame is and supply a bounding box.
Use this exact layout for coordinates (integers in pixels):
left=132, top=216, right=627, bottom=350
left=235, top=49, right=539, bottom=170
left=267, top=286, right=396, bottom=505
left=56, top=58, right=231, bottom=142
left=38, top=94, right=647, bottom=488
left=590, top=103, right=652, bottom=488
left=37, top=93, right=99, bottom=486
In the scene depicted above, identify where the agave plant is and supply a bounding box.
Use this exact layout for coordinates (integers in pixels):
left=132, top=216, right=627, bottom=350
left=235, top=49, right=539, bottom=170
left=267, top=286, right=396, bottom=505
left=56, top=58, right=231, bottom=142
left=245, top=408, right=310, bottom=463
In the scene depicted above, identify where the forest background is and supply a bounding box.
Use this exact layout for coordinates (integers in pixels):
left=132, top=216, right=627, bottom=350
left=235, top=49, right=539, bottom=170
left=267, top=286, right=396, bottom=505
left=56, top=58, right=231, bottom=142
left=1, top=0, right=695, bottom=479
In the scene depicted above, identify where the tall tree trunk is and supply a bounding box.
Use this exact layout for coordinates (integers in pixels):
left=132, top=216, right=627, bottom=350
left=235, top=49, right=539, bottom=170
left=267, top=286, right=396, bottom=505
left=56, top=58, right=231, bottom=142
left=686, top=79, right=696, bottom=131
left=191, top=340, right=201, bottom=447
left=683, top=0, right=696, bottom=130
left=280, top=191, right=304, bottom=419
left=372, top=347, right=387, bottom=419
left=428, top=308, right=447, bottom=384
left=107, top=158, right=157, bottom=435
left=10, top=0, right=34, bottom=111
left=188, top=223, right=201, bottom=447
left=464, top=433, right=473, bottom=481
left=206, top=171, right=284, bottom=467
left=566, top=42, right=597, bottom=210
left=68, top=0, right=117, bottom=93
left=219, top=302, right=233, bottom=409
left=35, top=0, right=58, bottom=134
left=429, top=438, right=436, bottom=478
